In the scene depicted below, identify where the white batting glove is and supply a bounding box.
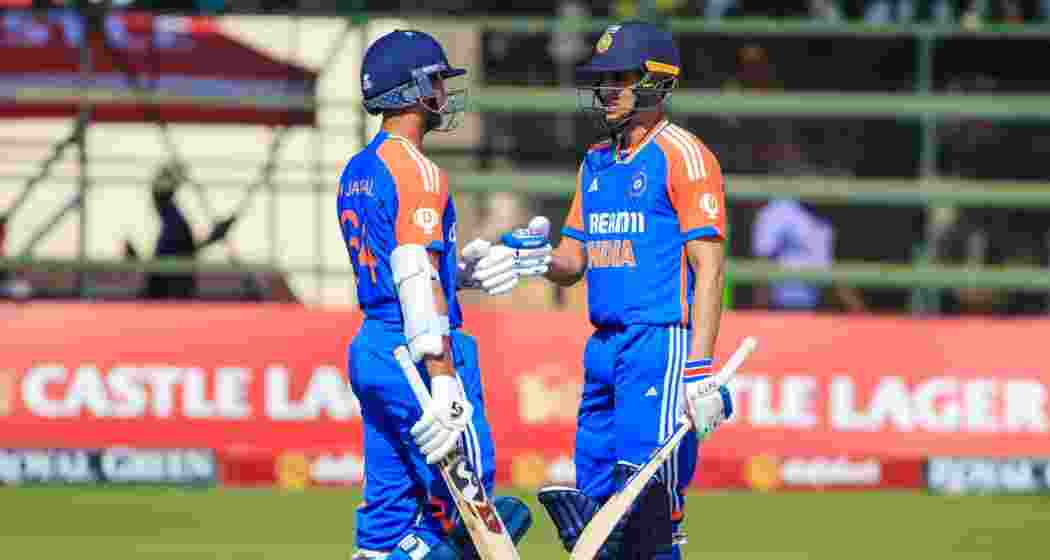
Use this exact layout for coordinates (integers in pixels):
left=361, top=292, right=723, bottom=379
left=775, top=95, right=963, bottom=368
left=471, top=245, right=519, bottom=295
left=456, top=238, right=492, bottom=290
left=410, top=374, right=473, bottom=464
left=470, top=216, right=552, bottom=295
left=682, top=359, right=734, bottom=441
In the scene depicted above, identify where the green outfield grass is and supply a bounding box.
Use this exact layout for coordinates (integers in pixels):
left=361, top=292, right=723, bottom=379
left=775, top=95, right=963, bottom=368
left=1, top=487, right=1047, bottom=559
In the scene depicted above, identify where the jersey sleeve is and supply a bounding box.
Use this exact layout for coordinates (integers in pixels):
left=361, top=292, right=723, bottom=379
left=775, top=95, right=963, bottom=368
left=561, top=163, right=587, bottom=242
left=667, top=140, right=726, bottom=242
left=384, top=145, right=449, bottom=252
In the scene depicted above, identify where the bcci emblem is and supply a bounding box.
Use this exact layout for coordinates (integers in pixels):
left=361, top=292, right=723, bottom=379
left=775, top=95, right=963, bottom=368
left=595, top=25, right=620, bottom=54
left=629, top=171, right=647, bottom=197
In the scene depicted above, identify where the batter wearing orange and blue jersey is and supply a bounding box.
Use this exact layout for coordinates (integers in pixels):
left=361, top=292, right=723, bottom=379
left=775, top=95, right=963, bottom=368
left=528, top=22, right=735, bottom=560
left=339, top=30, right=533, bottom=560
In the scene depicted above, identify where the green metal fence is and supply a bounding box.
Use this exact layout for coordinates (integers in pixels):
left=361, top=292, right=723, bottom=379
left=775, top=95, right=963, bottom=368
left=3, top=15, right=1049, bottom=309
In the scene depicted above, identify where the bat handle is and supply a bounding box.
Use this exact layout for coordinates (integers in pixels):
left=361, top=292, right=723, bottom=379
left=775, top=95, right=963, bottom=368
left=711, top=336, right=758, bottom=388
left=394, top=345, right=432, bottom=406
left=396, top=346, right=470, bottom=471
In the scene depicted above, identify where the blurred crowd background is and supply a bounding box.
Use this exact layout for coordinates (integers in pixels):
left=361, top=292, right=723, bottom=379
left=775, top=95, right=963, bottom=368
left=2, top=0, right=1049, bottom=317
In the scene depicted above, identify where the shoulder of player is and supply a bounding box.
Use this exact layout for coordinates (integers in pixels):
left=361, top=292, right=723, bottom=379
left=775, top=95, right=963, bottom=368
left=586, top=139, right=613, bottom=154
left=655, top=122, right=719, bottom=181
left=579, top=140, right=614, bottom=174
left=377, top=136, right=446, bottom=195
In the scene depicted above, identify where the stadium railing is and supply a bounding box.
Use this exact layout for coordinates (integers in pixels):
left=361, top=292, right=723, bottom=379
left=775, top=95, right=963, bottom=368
left=4, top=15, right=1050, bottom=310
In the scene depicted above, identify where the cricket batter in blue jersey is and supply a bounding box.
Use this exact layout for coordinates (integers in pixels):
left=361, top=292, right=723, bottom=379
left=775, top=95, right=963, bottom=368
left=503, top=21, right=735, bottom=560
left=337, top=30, right=545, bottom=560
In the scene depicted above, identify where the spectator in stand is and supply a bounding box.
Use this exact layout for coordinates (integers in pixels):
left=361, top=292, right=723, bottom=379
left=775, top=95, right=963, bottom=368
left=860, top=0, right=954, bottom=23
left=133, top=162, right=236, bottom=300
left=721, top=44, right=813, bottom=174
left=752, top=199, right=867, bottom=312
left=934, top=208, right=1049, bottom=315
left=612, top=0, right=690, bottom=18
left=704, top=0, right=842, bottom=19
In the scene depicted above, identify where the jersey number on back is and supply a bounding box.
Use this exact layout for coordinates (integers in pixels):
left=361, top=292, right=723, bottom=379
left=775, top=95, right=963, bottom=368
left=341, top=209, right=378, bottom=283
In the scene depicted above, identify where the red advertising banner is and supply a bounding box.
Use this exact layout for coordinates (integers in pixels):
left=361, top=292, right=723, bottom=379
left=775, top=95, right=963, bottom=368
left=0, top=10, right=316, bottom=125
left=2, top=303, right=1049, bottom=489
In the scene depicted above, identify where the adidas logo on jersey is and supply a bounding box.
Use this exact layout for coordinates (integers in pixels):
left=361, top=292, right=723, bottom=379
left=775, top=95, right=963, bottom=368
left=588, top=178, right=599, bottom=192
left=645, top=386, right=658, bottom=398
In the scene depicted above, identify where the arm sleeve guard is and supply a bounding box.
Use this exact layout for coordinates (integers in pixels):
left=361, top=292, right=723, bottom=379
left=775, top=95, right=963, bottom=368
left=391, top=244, right=448, bottom=361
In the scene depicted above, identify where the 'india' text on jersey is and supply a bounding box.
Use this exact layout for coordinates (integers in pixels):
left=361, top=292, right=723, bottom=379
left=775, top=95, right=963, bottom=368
left=561, top=120, right=726, bottom=328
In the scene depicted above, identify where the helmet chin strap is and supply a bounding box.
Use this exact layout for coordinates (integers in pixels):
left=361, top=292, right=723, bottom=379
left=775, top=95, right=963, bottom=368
left=421, top=95, right=455, bottom=133
left=603, top=104, right=663, bottom=150
left=424, top=108, right=443, bottom=132
left=603, top=111, right=634, bottom=151
left=597, top=77, right=670, bottom=146
left=604, top=109, right=631, bottom=132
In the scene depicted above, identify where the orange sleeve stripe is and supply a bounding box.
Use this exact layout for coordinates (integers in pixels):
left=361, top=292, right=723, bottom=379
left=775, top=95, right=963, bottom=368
left=664, top=124, right=707, bottom=181
left=378, top=140, right=448, bottom=248
left=655, top=133, right=689, bottom=208
left=565, top=163, right=585, bottom=232
left=657, top=125, right=726, bottom=238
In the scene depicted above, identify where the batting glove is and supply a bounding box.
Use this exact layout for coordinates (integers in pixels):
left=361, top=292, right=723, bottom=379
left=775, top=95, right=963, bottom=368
left=456, top=238, right=493, bottom=290
left=470, top=244, right=519, bottom=295
left=411, top=374, right=474, bottom=465
left=683, top=359, right=734, bottom=441
left=470, top=216, right=552, bottom=296
left=500, top=216, right=552, bottom=277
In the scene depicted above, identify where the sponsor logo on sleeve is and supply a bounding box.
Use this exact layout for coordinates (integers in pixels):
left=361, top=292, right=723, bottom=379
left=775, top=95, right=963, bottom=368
left=413, top=208, right=439, bottom=235
left=700, top=193, right=719, bottom=220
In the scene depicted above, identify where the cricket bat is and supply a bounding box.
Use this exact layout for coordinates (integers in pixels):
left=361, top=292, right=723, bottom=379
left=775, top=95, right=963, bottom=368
left=393, top=346, right=521, bottom=560
left=569, top=336, right=759, bottom=560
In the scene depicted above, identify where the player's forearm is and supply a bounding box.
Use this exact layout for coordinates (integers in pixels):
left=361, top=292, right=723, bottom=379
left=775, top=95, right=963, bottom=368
left=545, top=240, right=587, bottom=287
left=686, top=240, right=725, bottom=361
left=546, top=255, right=584, bottom=286
left=689, top=266, right=723, bottom=361
left=422, top=336, right=454, bottom=377
left=426, top=256, right=455, bottom=378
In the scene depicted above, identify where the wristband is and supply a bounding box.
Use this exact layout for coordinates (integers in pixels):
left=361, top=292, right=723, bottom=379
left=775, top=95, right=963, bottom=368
left=683, top=358, right=713, bottom=384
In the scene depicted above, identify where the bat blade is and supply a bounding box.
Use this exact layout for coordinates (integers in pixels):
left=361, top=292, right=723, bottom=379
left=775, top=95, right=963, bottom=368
left=569, top=424, right=689, bottom=560
left=393, top=346, right=521, bottom=560
left=438, top=453, right=520, bottom=560
left=570, top=336, right=759, bottom=560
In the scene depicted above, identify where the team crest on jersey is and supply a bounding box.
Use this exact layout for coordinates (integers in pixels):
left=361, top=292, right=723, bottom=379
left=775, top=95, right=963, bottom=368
left=629, top=171, right=647, bottom=197
left=595, top=25, right=620, bottom=54
left=413, top=207, right=439, bottom=235
left=701, top=193, right=719, bottom=219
